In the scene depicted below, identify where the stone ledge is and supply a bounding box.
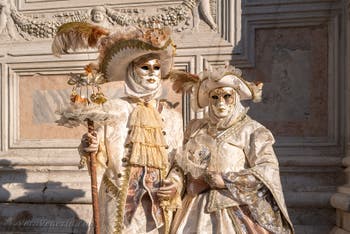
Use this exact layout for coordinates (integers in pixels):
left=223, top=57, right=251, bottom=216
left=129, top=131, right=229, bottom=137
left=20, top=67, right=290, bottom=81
left=0, top=152, right=343, bottom=167
left=285, top=191, right=333, bottom=208
left=295, top=224, right=333, bottom=234
left=0, top=169, right=93, bottom=203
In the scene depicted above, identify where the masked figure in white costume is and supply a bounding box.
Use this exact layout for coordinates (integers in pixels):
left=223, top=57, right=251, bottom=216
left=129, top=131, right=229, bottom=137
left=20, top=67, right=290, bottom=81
left=170, top=66, right=294, bottom=234
left=76, top=27, right=184, bottom=234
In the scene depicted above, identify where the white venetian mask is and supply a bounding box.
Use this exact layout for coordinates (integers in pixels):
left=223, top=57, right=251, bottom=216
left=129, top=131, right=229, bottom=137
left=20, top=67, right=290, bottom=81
left=132, top=58, right=161, bottom=91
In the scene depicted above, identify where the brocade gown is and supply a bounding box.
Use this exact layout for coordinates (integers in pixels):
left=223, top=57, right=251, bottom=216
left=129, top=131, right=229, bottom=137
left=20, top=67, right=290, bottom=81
left=171, top=115, right=294, bottom=234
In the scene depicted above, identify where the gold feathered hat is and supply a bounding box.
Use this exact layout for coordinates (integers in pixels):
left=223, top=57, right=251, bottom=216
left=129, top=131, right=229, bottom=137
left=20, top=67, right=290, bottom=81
left=52, top=22, right=175, bottom=82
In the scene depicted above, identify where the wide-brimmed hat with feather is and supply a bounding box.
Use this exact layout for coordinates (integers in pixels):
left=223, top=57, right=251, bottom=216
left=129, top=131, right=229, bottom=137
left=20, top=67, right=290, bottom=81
left=52, top=22, right=175, bottom=82
left=167, top=65, right=263, bottom=110
left=195, top=66, right=263, bottom=109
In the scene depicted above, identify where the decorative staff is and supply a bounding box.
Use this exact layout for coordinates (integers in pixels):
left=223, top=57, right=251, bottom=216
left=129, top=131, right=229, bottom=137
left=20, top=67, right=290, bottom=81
left=56, top=64, right=108, bottom=234
left=52, top=22, right=110, bottom=234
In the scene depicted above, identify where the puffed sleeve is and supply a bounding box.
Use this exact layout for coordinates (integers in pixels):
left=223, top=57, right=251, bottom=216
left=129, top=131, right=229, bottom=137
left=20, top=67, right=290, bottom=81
left=245, top=126, right=279, bottom=168
left=223, top=126, right=293, bottom=233
left=222, top=126, right=278, bottom=205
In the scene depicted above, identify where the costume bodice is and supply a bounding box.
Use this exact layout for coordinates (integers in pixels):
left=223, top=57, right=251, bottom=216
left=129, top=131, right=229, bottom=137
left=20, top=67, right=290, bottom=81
left=211, top=140, right=247, bottom=173
left=181, top=125, right=248, bottom=179
left=180, top=118, right=255, bottom=211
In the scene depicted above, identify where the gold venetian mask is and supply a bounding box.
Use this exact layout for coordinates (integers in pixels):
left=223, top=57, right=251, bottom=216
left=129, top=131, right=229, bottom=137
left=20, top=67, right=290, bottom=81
left=209, top=87, right=236, bottom=118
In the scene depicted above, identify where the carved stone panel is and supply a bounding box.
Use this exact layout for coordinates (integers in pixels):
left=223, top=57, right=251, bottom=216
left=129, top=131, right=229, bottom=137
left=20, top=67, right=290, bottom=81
left=245, top=26, right=329, bottom=138
left=13, top=71, right=182, bottom=148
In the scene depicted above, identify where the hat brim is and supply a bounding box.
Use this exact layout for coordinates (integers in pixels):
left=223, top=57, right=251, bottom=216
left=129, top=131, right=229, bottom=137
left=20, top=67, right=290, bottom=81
left=100, top=39, right=174, bottom=82
left=197, top=75, right=253, bottom=108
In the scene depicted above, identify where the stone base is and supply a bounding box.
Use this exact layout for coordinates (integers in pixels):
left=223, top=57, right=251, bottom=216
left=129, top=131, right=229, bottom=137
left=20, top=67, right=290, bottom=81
left=331, top=191, right=350, bottom=233
left=334, top=209, right=350, bottom=232
left=330, top=227, right=350, bottom=234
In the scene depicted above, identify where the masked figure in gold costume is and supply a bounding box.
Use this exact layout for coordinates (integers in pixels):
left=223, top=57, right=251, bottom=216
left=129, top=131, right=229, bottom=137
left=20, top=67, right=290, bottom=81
left=170, top=66, right=294, bottom=234
left=76, top=27, right=184, bottom=234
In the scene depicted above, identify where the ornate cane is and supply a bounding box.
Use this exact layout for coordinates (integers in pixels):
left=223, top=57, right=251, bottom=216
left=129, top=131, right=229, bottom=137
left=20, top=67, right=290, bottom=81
left=87, top=118, right=100, bottom=234
left=64, top=68, right=107, bottom=234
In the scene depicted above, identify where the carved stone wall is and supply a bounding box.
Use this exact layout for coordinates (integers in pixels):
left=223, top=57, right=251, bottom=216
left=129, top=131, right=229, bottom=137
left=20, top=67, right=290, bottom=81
left=0, top=0, right=346, bottom=233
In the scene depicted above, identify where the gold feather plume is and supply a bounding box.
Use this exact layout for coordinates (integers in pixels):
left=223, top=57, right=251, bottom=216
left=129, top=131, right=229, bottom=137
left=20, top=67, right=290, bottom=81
left=165, top=70, right=200, bottom=93
left=52, top=22, right=110, bottom=57
left=248, top=81, right=264, bottom=103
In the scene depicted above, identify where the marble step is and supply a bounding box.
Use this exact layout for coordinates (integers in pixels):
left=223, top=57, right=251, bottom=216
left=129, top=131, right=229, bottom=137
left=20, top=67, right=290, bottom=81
left=0, top=203, right=91, bottom=234
left=0, top=203, right=336, bottom=234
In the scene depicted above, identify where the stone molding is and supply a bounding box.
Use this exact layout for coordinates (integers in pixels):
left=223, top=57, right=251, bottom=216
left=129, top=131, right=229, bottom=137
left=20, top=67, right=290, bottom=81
left=0, top=0, right=219, bottom=40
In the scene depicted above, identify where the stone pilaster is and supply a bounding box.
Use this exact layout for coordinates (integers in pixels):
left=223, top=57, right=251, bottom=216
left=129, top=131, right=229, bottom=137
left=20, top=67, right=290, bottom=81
left=330, top=1, right=350, bottom=233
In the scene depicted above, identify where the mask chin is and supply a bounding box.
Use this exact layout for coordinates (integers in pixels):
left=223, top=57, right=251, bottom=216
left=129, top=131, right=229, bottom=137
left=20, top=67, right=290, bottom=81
left=211, top=104, right=233, bottom=118
left=137, top=78, right=160, bottom=91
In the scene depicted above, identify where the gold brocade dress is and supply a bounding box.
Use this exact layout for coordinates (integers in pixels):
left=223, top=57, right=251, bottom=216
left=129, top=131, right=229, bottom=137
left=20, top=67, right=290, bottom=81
left=171, top=115, right=294, bottom=234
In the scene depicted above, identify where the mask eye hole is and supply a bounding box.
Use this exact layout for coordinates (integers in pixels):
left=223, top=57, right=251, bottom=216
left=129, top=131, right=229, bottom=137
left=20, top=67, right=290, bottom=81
left=154, top=66, right=160, bottom=70
left=141, top=66, right=149, bottom=70
left=211, top=95, right=219, bottom=100
left=224, top=94, right=231, bottom=99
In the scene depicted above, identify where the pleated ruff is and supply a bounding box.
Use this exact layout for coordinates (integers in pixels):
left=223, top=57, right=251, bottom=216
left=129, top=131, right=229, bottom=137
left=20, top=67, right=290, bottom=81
left=127, top=101, right=168, bottom=170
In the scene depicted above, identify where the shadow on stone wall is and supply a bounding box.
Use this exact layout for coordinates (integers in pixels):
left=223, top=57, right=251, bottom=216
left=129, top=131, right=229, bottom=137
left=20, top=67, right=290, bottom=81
left=0, top=159, right=88, bottom=233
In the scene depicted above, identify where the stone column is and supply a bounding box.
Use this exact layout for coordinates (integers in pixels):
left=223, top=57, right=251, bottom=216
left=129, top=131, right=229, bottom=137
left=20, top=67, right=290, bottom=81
left=330, top=1, right=350, bottom=233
